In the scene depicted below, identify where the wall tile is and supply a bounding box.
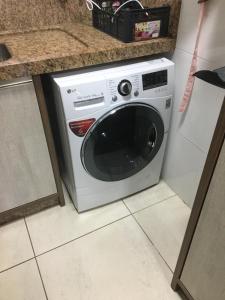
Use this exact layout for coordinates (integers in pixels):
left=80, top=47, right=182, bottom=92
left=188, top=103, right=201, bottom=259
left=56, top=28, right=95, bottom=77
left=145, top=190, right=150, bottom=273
left=175, top=0, right=199, bottom=54
left=180, top=80, right=224, bottom=152
left=163, top=12, right=225, bottom=207
left=163, top=133, right=206, bottom=207
left=198, top=0, right=225, bottom=68
left=176, top=0, right=225, bottom=67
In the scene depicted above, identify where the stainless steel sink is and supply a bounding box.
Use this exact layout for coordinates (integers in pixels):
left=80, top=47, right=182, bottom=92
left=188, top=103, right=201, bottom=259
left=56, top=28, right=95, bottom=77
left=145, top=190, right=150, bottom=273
left=0, top=44, right=11, bottom=62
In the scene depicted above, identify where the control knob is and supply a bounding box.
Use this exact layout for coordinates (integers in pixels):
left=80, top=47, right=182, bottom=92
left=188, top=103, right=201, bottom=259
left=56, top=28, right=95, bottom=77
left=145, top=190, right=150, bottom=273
left=118, top=80, right=132, bottom=96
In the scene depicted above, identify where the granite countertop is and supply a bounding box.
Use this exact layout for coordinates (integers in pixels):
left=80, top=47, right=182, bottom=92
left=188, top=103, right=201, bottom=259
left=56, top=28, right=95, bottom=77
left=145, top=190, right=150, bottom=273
left=0, top=22, right=176, bottom=80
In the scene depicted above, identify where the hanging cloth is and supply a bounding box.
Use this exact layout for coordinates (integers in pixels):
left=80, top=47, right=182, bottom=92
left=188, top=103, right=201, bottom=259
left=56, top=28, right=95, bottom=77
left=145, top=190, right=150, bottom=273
left=179, top=1, right=207, bottom=112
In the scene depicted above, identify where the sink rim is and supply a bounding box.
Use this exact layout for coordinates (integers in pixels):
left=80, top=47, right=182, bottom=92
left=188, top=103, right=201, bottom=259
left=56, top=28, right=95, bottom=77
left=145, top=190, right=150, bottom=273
left=0, top=43, right=12, bottom=62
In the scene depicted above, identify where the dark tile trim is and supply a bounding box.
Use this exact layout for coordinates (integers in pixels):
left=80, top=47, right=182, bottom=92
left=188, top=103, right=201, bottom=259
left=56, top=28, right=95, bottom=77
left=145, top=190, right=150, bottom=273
left=0, top=194, right=59, bottom=226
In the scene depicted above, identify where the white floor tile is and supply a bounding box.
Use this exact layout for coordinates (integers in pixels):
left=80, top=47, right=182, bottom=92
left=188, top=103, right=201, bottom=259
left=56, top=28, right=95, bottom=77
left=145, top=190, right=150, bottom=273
left=0, top=259, right=46, bottom=300
left=123, top=181, right=175, bottom=213
left=26, top=187, right=130, bottom=255
left=134, top=196, right=191, bottom=271
left=37, top=216, right=182, bottom=300
left=0, top=219, right=34, bottom=272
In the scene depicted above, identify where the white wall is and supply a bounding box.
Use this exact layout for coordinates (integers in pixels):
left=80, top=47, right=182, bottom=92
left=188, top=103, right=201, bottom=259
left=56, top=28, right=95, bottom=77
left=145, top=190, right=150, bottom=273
left=162, top=0, right=225, bottom=208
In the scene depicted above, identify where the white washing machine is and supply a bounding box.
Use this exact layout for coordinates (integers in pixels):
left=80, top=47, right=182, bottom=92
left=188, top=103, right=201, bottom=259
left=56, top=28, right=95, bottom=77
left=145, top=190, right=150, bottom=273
left=51, top=58, right=174, bottom=211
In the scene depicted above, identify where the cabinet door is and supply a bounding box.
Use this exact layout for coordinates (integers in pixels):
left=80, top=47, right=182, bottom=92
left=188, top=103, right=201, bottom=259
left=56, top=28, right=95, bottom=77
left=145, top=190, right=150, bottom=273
left=181, top=140, right=225, bottom=300
left=0, top=80, right=56, bottom=213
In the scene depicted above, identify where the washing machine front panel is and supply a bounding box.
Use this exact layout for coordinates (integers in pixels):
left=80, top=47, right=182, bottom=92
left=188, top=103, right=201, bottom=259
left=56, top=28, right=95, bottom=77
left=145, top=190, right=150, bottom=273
left=51, top=58, right=174, bottom=211
left=81, top=103, right=164, bottom=182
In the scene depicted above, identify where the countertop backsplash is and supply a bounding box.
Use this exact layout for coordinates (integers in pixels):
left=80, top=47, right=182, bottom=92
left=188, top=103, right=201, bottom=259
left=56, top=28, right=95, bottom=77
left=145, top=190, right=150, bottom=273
left=0, top=0, right=181, bottom=80
left=0, top=0, right=181, bottom=35
left=0, top=0, right=91, bottom=32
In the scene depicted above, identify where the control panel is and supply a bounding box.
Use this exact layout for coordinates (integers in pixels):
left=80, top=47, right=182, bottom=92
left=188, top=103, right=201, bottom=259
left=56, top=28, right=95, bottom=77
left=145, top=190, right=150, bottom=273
left=108, top=74, right=140, bottom=102
left=108, top=69, right=168, bottom=103
left=53, top=57, right=174, bottom=121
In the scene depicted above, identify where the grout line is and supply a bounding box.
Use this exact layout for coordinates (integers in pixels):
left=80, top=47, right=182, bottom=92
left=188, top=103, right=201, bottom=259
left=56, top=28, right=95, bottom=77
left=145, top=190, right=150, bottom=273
left=175, top=194, right=192, bottom=211
left=24, top=218, right=49, bottom=300
left=122, top=200, right=132, bottom=214
left=0, top=210, right=131, bottom=275
left=175, top=46, right=213, bottom=63
left=0, top=257, right=34, bottom=275
left=34, top=259, right=49, bottom=300
left=122, top=200, right=174, bottom=274
left=131, top=213, right=174, bottom=274
left=182, top=200, right=192, bottom=211
left=1, top=192, right=180, bottom=277
left=121, top=200, right=134, bottom=215
left=24, top=218, right=36, bottom=256
left=179, top=131, right=207, bottom=154
left=123, top=193, right=176, bottom=215
left=35, top=213, right=131, bottom=258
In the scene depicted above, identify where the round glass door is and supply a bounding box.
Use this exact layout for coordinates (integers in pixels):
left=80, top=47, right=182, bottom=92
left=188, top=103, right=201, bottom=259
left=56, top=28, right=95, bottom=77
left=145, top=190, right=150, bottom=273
left=81, top=103, right=164, bottom=181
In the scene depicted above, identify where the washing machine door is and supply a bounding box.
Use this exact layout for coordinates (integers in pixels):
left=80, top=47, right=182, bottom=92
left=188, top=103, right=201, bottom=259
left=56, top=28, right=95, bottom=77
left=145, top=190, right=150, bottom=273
left=81, top=103, right=164, bottom=181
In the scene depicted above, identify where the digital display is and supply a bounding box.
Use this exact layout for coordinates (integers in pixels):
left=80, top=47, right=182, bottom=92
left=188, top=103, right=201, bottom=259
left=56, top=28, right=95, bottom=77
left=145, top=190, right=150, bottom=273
left=142, top=70, right=168, bottom=90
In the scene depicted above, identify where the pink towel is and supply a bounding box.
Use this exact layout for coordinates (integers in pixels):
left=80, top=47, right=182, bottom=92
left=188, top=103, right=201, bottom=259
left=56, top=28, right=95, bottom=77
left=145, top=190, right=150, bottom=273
left=179, top=2, right=206, bottom=112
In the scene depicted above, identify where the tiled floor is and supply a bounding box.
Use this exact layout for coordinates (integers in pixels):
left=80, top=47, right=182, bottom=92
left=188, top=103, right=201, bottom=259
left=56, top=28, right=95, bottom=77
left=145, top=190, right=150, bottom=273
left=0, top=181, right=190, bottom=300
left=134, top=196, right=190, bottom=271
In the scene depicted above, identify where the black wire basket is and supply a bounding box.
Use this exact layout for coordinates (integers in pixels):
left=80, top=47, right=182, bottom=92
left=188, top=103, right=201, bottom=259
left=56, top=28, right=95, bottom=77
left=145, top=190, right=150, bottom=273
left=92, top=2, right=171, bottom=43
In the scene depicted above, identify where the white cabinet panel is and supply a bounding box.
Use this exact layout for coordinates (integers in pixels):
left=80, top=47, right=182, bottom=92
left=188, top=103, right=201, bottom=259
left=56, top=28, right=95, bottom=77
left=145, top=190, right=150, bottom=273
left=0, top=80, right=56, bottom=213
left=181, top=140, right=225, bottom=300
